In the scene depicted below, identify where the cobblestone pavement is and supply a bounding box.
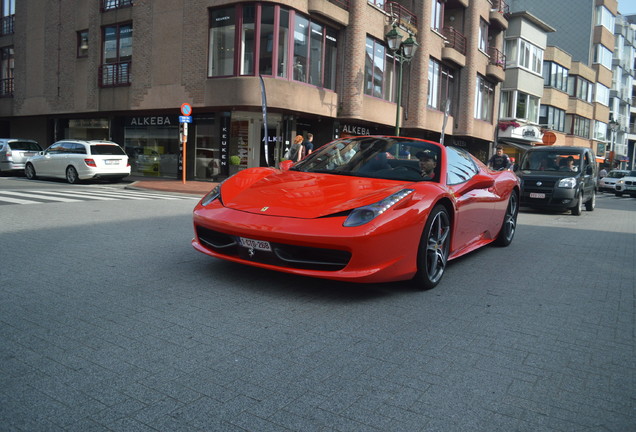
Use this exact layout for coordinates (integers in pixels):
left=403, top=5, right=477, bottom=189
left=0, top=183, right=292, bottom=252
left=0, top=190, right=634, bottom=431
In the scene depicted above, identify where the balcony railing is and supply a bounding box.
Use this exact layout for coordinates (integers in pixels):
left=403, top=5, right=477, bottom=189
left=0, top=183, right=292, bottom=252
left=327, top=0, right=349, bottom=11
left=0, top=15, right=14, bottom=36
left=99, top=62, right=131, bottom=87
left=491, top=0, right=510, bottom=16
left=101, top=0, right=133, bottom=12
left=487, top=46, right=506, bottom=68
left=441, top=26, right=467, bottom=56
left=0, top=77, right=14, bottom=97
left=384, top=1, right=417, bottom=30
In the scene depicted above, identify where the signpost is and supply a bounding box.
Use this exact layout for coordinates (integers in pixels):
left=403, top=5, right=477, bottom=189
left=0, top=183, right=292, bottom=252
left=179, top=104, right=192, bottom=184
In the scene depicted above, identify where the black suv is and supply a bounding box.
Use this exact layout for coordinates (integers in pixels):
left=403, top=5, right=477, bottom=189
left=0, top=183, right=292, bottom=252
left=516, top=146, right=596, bottom=215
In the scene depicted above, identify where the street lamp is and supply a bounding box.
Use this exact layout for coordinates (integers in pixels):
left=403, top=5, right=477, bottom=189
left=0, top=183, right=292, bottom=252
left=385, top=25, right=418, bottom=136
left=609, top=117, right=619, bottom=169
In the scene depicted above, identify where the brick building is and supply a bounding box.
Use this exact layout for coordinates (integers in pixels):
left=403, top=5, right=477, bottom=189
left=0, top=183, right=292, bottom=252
left=0, top=0, right=510, bottom=180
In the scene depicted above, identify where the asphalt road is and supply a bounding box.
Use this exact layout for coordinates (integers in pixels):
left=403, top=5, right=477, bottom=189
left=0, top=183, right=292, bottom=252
left=1, top=176, right=634, bottom=431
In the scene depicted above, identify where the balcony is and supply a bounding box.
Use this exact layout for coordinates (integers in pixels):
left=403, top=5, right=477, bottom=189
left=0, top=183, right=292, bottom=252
left=441, top=26, right=466, bottom=67
left=0, top=14, right=14, bottom=36
left=490, top=0, right=510, bottom=30
left=309, top=0, right=349, bottom=26
left=384, top=2, right=418, bottom=35
left=0, top=77, right=13, bottom=97
left=101, top=0, right=133, bottom=12
left=99, top=62, right=131, bottom=88
left=486, top=47, right=506, bottom=82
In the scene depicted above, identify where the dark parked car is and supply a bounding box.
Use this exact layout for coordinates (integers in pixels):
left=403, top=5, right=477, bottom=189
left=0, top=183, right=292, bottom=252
left=516, top=146, right=596, bottom=215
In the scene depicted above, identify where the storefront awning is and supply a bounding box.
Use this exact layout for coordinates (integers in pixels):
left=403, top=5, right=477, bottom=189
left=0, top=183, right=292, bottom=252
left=498, top=140, right=537, bottom=151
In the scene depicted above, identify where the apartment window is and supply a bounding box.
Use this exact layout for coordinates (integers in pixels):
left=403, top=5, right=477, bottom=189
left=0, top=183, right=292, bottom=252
left=478, top=19, right=488, bottom=52
left=500, top=91, right=539, bottom=123
left=539, top=105, right=565, bottom=132
left=77, top=30, right=89, bottom=58
left=593, top=44, right=612, bottom=70
left=208, top=4, right=337, bottom=90
left=566, top=115, right=590, bottom=138
left=365, top=36, right=397, bottom=102
left=595, top=6, right=615, bottom=31
left=567, top=76, right=593, bottom=103
left=593, top=120, right=608, bottom=142
left=368, top=0, right=385, bottom=8
left=430, top=0, right=443, bottom=31
left=427, top=58, right=455, bottom=112
left=595, top=83, right=610, bottom=106
left=0, top=0, right=14, bottom=36
left=0, top=45, right=13, bottom=97
left=505, top=38, right=542, bottom=74
left=474, top=75, right=494, bottom=122
left=100, top=23, right=132, bottom=87
left=101, top=0, right=133, bottom=11
left=542, top=61, right=568, bottom=92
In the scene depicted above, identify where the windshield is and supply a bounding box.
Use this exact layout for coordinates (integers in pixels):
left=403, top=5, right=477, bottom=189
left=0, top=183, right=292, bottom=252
left=607, top=170, right=629, bottom=178
left=291, top=136, right=442, bottom=182
left=521, top=151, right=583, bottom=172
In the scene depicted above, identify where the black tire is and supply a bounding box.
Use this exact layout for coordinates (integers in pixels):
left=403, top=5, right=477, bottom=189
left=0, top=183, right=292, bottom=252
left=413, top=205, right=451, bottom=290
left=494, top=190, right=518, bottom=247
left=571, top=192, right=583, bottom=215
left=66, top=166, right=80, bottom=184
left=615, top=191, right=623, bottom=197
left=25, top=163, right=37, bottom=180
left=585, top=191, right=595, bottom=211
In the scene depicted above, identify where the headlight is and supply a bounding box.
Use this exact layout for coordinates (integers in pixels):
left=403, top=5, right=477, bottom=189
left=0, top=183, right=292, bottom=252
left=617, top=179, right=625, bottom=185
left=557, top=177, right=576, bottom=189
left=343, top=189, right=414, bottom=227
left=200, top=183, right=222, bottom=206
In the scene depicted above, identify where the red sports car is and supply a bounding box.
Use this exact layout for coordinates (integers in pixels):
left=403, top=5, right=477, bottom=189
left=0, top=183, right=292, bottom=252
left=192, top=136, right=519, bottom=289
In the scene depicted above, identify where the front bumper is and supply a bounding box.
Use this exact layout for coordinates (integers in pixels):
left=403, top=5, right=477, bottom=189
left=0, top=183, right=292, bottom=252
left=192, top=202, right=425, bottom=284
left=520, top=187, right=579, bottom=210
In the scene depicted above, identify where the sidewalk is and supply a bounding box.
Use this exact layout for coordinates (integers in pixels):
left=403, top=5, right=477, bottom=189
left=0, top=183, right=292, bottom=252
left=125, top=176, right=217, bottom=196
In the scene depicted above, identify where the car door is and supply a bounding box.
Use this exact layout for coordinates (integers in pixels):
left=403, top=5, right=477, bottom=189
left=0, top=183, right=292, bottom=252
left=445, top=147, right=499, bottom=252
left=37, top=142, right=64, bottom=176
left=581, top=150, right=595, bottom=200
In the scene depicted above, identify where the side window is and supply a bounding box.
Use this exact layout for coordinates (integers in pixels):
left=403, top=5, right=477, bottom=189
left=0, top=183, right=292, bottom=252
left=446, top=146, right=478, bottom=185
left=47, top=143, right=63, bottom=154
left=72, top=144, right=87, bottom=154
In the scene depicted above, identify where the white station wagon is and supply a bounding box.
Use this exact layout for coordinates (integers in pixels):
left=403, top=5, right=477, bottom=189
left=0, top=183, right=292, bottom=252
left=25, top=140, right=131, bottom=184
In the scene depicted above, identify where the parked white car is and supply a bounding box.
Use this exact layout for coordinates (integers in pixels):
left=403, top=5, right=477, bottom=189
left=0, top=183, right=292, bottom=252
left=25, top=140, right=130, bottom=184
left=598, top=169, right=629, bottom=193
left=614, top=170, right=636, bottom=197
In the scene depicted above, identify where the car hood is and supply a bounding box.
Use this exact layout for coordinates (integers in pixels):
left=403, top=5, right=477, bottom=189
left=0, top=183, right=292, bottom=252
left=220, top=168, right=415, bottom=219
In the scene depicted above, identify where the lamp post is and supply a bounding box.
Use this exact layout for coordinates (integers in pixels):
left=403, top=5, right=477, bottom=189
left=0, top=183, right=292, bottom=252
left=385, top=25, right=417, bottom=136
left=609, top=118, right=619, bottom=169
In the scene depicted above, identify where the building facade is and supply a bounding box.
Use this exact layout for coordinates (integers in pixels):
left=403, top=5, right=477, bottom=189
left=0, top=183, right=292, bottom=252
left=0, top=0, right=511, bottom=180
left=508, top=0, right=620, bottom=167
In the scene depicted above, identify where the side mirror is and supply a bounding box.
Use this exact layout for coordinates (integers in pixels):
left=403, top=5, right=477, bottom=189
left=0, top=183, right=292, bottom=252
left=456, top=174, right=494, bottom=195
left=585, top=165, right=593, bottom=175
left=279, top=160, right=294, bottom=171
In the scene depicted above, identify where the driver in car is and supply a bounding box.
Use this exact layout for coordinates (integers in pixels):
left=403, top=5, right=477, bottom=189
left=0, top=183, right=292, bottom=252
left=416, top=150, right=437, bottom=180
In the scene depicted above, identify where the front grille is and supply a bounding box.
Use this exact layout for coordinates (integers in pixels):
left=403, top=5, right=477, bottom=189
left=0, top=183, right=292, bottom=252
left=523, top=178, right=556, bottom=193
left=196, top=226, right=351, bottom=271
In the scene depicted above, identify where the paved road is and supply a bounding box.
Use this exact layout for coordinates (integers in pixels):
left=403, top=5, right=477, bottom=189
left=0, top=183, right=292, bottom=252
left=0, top=182, right=634, bottom=431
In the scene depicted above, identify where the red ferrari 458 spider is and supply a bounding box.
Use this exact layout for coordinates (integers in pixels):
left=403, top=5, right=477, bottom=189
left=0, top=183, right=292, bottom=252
left=192, top=136, right=519, bottom=289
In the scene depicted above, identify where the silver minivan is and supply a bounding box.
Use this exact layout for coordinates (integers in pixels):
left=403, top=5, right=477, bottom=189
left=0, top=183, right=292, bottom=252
left=0, top=138, right=43, bottom=174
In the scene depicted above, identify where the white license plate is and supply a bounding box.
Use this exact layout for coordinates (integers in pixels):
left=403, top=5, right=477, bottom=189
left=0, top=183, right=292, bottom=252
left=529, top=192, right=545, bottom=199
left=239, top=237, right=272, bottom=252
left=105, top=159, right=120, bottom=165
